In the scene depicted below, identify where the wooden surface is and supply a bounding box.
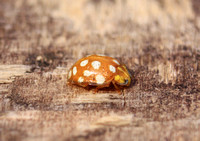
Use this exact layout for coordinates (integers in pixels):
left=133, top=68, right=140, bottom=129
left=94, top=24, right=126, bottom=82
left=0, top=0, right=200, bottom=141
left=0, top=65, right=31, bottom=84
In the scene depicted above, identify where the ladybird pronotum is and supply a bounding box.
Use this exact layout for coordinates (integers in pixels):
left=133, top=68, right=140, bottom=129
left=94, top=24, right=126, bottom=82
left=67, top=55, right=131, bottom=91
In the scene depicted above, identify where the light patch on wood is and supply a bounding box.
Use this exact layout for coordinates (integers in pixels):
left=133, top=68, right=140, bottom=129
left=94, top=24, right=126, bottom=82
left=151, top=61, right=179, bottom=85
left=70, top=93, right=122, bottom=104
left=0, top=111, right=40, bottom=120
left=91, top=114, right=133, bottom=129
left=0, top=65, right=31, bottom=84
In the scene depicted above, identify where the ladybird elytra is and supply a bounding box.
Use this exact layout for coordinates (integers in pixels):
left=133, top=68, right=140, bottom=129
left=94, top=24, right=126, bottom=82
left=67, top=54, right=131, bottom=91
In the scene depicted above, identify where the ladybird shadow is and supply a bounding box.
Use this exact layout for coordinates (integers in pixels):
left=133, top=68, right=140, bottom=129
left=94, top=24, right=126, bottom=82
left=85, top=84, right=118, bottom=93
left=128, top=68, right=137, bottom=87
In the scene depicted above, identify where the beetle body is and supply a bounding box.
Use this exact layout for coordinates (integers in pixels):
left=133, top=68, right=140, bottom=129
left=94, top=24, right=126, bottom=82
left=67, top=55, right=131, bottom=91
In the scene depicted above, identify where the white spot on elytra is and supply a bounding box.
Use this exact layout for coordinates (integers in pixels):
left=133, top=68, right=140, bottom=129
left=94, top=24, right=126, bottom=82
left=80, top=60, right=88, bottom=67
left=96, top=74, right=105, bottom=84
left=83, top=70, right=93, bottom=77
left=113, top=59, right=120, bottom=65
left=109, top=65, right=116, bottom=73
left=73, top=66, right=77, bottom=75
left=78, top=77, right=84, bottom=83
left=91, top=61, right=101, bottom=69
left=68, top=70, right=72, bottom=79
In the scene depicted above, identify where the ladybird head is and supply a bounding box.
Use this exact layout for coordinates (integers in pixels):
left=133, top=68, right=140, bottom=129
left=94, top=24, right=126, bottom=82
left=114, top=65, right=131, bottom=86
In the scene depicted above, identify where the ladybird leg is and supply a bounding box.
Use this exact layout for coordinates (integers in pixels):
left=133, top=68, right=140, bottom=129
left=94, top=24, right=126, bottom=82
left=93, top=78, right=114, bottom=93
left=66, top=81, right=74, bottom=87
left=93, top=83, right=111, bottom=94
left=79, top=83, right=89, bottom=87
left=112, top=81, right=122, bottom=94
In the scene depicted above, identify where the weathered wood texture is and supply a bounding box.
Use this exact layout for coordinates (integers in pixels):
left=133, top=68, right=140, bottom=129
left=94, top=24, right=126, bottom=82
left=0, top=65, right=31, bottom=84
left=0, top=0, right=200, bottom=141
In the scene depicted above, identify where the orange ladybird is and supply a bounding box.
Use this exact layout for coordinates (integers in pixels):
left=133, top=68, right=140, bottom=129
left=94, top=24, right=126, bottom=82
left=67, top=55, right=131, bottom=92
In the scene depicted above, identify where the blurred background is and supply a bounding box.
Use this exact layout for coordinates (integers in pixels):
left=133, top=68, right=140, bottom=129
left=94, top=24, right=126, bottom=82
left=0, top=0, right=199, bottom=61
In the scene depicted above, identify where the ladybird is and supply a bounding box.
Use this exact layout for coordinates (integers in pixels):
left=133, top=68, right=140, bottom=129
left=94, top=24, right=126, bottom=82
left=67, top=55, right=131, bottom=92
